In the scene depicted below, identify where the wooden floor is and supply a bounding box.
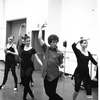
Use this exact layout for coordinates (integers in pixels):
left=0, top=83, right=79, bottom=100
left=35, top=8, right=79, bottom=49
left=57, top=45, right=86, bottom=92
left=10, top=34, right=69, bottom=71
left=0, top=62, right=98, bottom=100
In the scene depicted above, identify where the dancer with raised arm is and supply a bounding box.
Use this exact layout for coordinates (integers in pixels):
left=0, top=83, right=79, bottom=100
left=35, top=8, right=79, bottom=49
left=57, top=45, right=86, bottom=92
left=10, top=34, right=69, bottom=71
left=17, top=24, right=34, bottom=86
left=72, top=37, right=98, bottom=100
left=20, top=35, right=42, bottom=100
left=38, top=23, right=64, bottom=100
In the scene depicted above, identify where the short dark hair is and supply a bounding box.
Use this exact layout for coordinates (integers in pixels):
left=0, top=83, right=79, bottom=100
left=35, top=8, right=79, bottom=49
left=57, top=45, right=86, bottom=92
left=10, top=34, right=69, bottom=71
left=48, top=34, right=59, bottom=45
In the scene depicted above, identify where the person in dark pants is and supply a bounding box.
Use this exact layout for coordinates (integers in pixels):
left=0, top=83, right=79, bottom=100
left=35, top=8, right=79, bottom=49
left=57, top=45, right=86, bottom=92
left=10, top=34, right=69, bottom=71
left=17, top=36, right=25, bottom=85
left=72, top=37, right=98, bottom=100
left=0, top=35, right=18, bottom=91
left=20, top=35, right=42, bottom=100
left=17, top=35, right=34, bottom=86
left=38, top=23, right=64, bottom=100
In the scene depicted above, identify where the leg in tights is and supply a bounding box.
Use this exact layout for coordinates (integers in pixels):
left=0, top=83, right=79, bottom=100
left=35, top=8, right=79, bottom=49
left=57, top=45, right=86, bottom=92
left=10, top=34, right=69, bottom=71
left=10, top=64, right=18, bottom=88
left=73, top=74, right=82, bottom=100
left=22, top=68, right=34, bottom=100
left=83, top=76, right=93, bottom=100
left=20, top=67, right=24, bottom=85
left=44, top=77, right=63, bottom=100
left=1, top=63, right=10, bottom=86
left=23, top=76, right=34, bottom=100
left=26, top=68, right=34, bottom=84
left=18, top=64, right=23, bottom=85
left=83, top=76, right=92, bottom=95
left=22, top=76, right=28, bottom=100
left=20, top=68, right=33, bottom=85
left=74, top=74, right=82, bottom=92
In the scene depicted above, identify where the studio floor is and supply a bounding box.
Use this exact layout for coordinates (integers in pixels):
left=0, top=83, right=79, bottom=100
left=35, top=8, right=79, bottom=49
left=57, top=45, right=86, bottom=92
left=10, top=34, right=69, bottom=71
left=0, top=62, right=98, bottom=100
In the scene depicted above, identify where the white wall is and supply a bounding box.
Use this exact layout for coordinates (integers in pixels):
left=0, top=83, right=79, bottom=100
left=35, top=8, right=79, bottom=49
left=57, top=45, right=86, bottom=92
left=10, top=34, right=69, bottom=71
left=97, top=0, right=100, bottom=84
left=61, top=0, right=98, bottom=54
left=5, top=0, right=48, bottom=33
left=0, top=0, right=4, bottom=28
left=47, top=0, right=62, bottom=35
left=0, top=0, right=6, bottom=61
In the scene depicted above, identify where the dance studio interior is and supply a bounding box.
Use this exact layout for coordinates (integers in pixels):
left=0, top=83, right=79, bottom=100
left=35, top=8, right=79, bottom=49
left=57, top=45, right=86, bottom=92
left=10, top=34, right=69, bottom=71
left=0, top=0, right=99, bottom=100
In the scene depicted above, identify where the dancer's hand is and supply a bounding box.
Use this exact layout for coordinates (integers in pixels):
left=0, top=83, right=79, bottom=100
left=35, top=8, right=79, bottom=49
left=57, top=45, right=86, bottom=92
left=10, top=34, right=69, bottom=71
left=80, top=37, right=90, bottom=41
left=94, top=66, right=97, bottom=71
left=41, top=22, right=47, bottom=28
left=21, top=23, right=26, bottom=28
left=18, top=23, right=26, bottom=37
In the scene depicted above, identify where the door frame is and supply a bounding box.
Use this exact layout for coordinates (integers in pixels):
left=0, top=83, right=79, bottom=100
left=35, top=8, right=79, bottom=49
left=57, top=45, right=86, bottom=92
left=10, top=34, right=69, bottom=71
left=6, top=18, right=26, bottom=44
left=31, top=30, right=45, bottom=71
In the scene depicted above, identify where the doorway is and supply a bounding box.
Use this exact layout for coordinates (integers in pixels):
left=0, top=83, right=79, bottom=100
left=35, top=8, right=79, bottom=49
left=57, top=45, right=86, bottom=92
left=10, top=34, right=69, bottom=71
left=31, top=30, right=45, bottom=71
left=6, top=18, right=26, bottom=44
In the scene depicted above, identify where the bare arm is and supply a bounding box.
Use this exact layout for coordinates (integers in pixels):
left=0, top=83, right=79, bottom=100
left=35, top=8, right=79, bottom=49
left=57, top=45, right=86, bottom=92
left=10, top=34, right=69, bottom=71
left=34, top=54, right=42, bottom=66
left=18, top=23, right=26, bottom=37
left=38, top=27, right=45, bottom=46
left=38, top=23, right=47, bottom=46
left=75, top=37, right=90, bottom=45
left=13, top=44, right=18, bottom=55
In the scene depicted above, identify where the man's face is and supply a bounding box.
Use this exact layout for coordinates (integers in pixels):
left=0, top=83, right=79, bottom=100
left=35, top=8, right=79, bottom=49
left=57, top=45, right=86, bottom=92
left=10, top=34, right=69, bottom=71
left=50, top=40, right=58, bottom=49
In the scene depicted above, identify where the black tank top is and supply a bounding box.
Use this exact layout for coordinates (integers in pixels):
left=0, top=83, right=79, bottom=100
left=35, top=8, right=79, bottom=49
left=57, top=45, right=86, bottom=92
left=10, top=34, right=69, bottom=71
left=6, top=45, right=16, bottom=65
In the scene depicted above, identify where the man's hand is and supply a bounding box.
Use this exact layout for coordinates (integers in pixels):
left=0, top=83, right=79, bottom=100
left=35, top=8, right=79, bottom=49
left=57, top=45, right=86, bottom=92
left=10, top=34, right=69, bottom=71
left=41, top=22, right=48, bottom=28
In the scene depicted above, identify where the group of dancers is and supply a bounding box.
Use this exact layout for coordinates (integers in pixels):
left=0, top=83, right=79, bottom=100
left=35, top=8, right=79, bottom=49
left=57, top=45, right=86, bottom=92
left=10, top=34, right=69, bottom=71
left=0, top=23, right=98, bottom=100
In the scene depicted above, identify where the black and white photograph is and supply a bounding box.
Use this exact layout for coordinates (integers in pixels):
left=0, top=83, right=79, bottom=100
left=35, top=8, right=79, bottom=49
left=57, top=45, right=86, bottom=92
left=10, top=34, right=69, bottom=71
left=0, top=0, right=99, bottom=100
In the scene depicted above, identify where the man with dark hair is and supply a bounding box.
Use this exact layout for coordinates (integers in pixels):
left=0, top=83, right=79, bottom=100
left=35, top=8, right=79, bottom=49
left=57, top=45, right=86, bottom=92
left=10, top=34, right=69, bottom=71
left=38, top=23, right=64, bottom=100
